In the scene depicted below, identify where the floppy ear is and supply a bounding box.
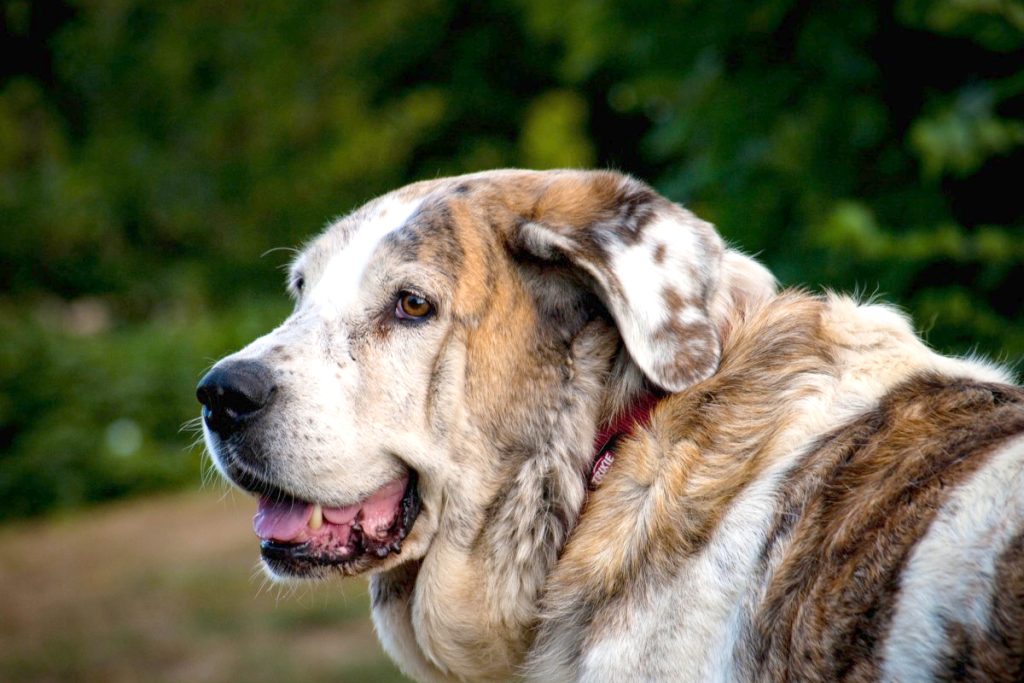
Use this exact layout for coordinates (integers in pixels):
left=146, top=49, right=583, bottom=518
left=513, top=170, right=774, bottom=393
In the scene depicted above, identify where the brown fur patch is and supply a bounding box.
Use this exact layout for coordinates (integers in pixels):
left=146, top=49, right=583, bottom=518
left=661, top=287, right=684, bottom=315
left=652, top=242, right=667, bottom=264
left=519, top=171, right=663, bottom=266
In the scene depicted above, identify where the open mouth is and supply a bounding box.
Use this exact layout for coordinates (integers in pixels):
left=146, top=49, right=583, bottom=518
left=253, top=471, right=421, bottom=577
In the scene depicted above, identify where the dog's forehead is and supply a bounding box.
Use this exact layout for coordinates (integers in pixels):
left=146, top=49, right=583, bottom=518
left=290, top=177, right=501, bottom=314
left=301, top=187, right=421, bottom=263
left=295, top=196, right=421, bottom=311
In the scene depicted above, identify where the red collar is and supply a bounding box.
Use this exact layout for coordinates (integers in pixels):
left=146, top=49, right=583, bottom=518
left=588, top=392, right=662, bottom=490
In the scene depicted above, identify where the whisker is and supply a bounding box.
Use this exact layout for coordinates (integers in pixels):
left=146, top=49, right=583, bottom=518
left=179, top=416, right=204, bottom=435
left=261, top=246, right=300, bottom=259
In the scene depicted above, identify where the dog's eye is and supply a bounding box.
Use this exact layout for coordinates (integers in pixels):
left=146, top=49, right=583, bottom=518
left=396, top=292, right=434, bottom=321
left=293, top=275, right=305, bottom=294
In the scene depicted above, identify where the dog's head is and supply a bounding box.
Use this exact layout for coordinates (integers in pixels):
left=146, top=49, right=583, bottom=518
left=197, top=170, right=774, bottom=587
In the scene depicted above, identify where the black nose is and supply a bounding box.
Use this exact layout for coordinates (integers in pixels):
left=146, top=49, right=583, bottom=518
left=196, top=360, right=275, bottom=437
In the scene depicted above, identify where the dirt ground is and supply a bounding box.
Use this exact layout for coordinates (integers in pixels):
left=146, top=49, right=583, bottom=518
left=0, top=489, right=409, bottom=682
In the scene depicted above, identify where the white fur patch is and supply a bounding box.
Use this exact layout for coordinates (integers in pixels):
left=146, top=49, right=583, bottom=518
left=609, top=215, right=700, bottom=325
left=309, top=196, right=423, bottom=316
left=577, top=460, right=794, bottom=682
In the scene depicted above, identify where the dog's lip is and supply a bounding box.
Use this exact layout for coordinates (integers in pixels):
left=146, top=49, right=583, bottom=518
left=257, top=470, right=422, bottom=577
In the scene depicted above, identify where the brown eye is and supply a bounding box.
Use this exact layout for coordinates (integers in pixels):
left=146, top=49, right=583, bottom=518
left=396, top=292, right=434, bottom=320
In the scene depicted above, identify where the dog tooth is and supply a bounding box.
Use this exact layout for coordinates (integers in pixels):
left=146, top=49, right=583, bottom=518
left=309, top=504, right=323, bottom=530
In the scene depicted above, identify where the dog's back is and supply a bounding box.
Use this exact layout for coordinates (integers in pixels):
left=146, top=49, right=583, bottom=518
left=530, top=292, right=1024, bottom=682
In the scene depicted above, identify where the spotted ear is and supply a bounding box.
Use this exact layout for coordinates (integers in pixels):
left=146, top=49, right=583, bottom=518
left=515, top=170, right=774, bottom=393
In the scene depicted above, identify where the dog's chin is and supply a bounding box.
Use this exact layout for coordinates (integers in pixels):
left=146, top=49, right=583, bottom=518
left=213, top=449, right=424, bottom=580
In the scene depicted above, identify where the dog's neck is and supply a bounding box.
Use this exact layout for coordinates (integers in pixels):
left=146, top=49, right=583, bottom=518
left=589, top=390, right=663, bottom=489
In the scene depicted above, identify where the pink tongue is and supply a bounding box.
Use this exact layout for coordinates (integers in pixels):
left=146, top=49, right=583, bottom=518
left=253, top=498, right=312, bottom=541
left=251, top=475, right=410, bottom=543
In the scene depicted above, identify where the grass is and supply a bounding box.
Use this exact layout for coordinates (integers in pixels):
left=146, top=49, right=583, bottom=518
left=0, top=489, right=411, bottom=683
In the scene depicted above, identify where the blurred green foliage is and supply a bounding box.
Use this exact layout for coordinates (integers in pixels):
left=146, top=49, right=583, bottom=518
left=1, top=0, right=1022, bottom=519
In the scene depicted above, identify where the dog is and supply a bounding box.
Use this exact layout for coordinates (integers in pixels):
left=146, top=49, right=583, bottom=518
left=197, top=169, right=1024, bottom=682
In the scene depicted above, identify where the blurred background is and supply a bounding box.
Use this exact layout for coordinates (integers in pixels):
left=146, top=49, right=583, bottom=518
left=1, top=0, right=1021, bottom=680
